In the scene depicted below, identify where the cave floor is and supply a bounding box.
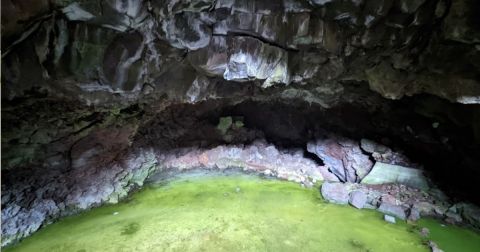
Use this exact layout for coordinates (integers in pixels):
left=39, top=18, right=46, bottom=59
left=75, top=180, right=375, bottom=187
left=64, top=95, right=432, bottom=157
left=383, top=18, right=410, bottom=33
left=4, top=173, right=480, bottom=252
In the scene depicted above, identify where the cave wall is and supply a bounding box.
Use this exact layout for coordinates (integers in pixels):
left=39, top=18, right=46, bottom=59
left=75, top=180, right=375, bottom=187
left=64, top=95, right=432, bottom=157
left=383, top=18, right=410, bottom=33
left=2, top=0, right=480, bottom=247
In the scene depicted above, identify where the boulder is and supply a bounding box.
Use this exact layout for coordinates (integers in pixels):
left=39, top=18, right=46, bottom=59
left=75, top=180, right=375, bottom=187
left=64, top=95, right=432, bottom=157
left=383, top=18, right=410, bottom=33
left=458, top=203, right=480, bottom=228
left=378, top=202, right=406, bottom=220
left=407, top=207, right=421, bottom=221
left=349, top=190, right=367, bottom=209
left=307, top=135, right=373, bottom=182
left=361, top=162, right=429, bottom=190
left=321, top=182, right=350, bottom=204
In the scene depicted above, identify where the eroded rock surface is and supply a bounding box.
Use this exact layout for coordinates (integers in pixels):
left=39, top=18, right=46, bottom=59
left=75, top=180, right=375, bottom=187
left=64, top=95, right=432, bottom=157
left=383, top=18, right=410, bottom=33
left=1, top=0, right=479, bottom=104
left=307, top=135, right=374, bottom=182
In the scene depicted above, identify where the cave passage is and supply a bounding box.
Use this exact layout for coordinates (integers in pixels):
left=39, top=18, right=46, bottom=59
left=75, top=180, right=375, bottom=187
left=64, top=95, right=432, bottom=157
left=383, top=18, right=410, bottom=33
left=2, top=0, right=480, bottom=251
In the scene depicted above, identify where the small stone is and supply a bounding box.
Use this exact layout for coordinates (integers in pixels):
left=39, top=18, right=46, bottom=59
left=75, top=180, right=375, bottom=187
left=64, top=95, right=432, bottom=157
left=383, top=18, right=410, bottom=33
left=235, top=187, right=241, bottom=193
left=420, top=227, right=430, bottom=237
left=428, top=241, right=444, bottom=252
left=113, top=212, right=119, bottom=215
left=432, top=122, right=440, bottom=128
left=384, top=215, right=396, bottom=224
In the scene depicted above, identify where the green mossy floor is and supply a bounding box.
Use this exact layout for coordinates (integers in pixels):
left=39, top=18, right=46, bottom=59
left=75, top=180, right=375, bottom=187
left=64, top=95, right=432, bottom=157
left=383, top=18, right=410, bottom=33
left=5, top=173, right=480, bottom=252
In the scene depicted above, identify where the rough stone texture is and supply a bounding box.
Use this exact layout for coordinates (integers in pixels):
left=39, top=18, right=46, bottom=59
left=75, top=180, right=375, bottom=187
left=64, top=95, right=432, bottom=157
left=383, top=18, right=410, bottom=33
left=378, top=202, right=407, bottom=220
left=307, top=135, right=373, bottom=182
left=158, top=140, right=332, bottom=185
left=349, top=190, right=367, bottom=209
left=360, top=139, right=415, bottom=167
left=1, top=0, right=479, bottom=104
left=1, top=149, right=157, bottom=246
left=457, top=203, right=480, bottom=229
left=321, top=182, right=350, bottom=204
left=361, top=162, right=430, bottom=190
left=318, top=181, right=480, bottom=226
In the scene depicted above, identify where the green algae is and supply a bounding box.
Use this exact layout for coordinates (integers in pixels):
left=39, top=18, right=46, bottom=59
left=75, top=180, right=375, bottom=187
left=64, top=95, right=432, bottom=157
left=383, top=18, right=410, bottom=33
left=5, top=174, right=480, bottom=252
left=418, top=218, right=480, bottom=252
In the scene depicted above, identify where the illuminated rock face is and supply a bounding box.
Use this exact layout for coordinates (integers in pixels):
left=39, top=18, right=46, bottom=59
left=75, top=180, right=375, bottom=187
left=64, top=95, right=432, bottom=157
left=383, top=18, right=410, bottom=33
left=1, top=0, right=480, bottom=248
left=2, top=0, right=479, bottom=104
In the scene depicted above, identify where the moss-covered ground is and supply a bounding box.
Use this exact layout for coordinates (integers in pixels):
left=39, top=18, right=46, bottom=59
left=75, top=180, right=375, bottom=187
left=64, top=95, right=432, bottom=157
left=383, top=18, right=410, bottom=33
left=5, top=173, right=480, bottom=252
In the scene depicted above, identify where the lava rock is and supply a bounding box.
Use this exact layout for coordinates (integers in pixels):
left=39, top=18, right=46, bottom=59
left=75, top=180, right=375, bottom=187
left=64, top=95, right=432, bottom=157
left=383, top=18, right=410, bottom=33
left=307, top=135, right=373, bottom=182
left=378, top=202, right=407, bottom=220
left=321, top=182, right=350, bottom=204
left=361, top=162, right=429, bottom=190
left=349, top=190, right=367, bottom=209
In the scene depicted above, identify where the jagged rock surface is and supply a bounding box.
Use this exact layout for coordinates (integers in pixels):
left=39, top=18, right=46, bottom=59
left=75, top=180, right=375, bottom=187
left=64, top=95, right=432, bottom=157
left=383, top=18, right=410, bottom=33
left=2, top=0, right=479, bottom=104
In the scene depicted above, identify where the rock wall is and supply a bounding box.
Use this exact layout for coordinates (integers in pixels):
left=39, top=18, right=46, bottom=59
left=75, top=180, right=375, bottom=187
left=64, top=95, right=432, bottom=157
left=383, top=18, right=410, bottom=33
left=2, top=0, right=480, bottom=105
left=2, top=0, right=480, bottom=247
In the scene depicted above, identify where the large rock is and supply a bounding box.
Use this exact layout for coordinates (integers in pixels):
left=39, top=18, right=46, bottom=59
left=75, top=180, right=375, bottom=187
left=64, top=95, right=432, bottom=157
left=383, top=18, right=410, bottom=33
left=378, top=202, right=407, bottom=220
left=360, top=139, right=414, bottom=166
left=223, top=36, right=289, bottom=87
left=457, top=203, right=480, bottom=229
left=361, top=162, right=429, bottom=190
left=307, top=135, right=373, bottom=182
left=349, top=190, right=367, bottom=209
left=321, top=182, right=350, bottom=204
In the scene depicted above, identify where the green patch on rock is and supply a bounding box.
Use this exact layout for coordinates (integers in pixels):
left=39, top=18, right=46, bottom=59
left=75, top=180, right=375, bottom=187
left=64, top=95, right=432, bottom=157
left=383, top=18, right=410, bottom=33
left=217, top=116, right=233, bottom=135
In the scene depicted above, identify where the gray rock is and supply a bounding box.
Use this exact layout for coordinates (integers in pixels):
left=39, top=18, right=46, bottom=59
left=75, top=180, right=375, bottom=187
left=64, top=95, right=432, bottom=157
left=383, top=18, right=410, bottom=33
left=458, top=203, right=480, bottom=228
left=163, top=12, right=212, bottom=50
left=407, top=207, right=421, bottom=221
left=420, top=227, right=430, bottom=237
left=445, top=211, right=462, bottom=223
left=307, top=135, right=373, bottom=182
left=321, top=182, right=350, bottom=204
left=360, top=139, right=389, bottom=154
left=223, top=36, right=289, bottom=87
left=428, top=241, right=444, bottom=252
left=378, top=202, right=406, bottom=220
left=384, top=215, right=396, bottom=224
left=349, top=190, right=367, bottom=209
left=361, top=162, right=429, bottom=190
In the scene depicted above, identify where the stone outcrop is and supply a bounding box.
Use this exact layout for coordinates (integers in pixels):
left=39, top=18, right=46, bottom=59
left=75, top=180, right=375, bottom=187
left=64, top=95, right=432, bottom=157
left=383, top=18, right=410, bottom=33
left=307, top=135, right=374, bottom=182
left=1, top=149, right=157, bottom=246
left=158, top=140, right=332, bottom=185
